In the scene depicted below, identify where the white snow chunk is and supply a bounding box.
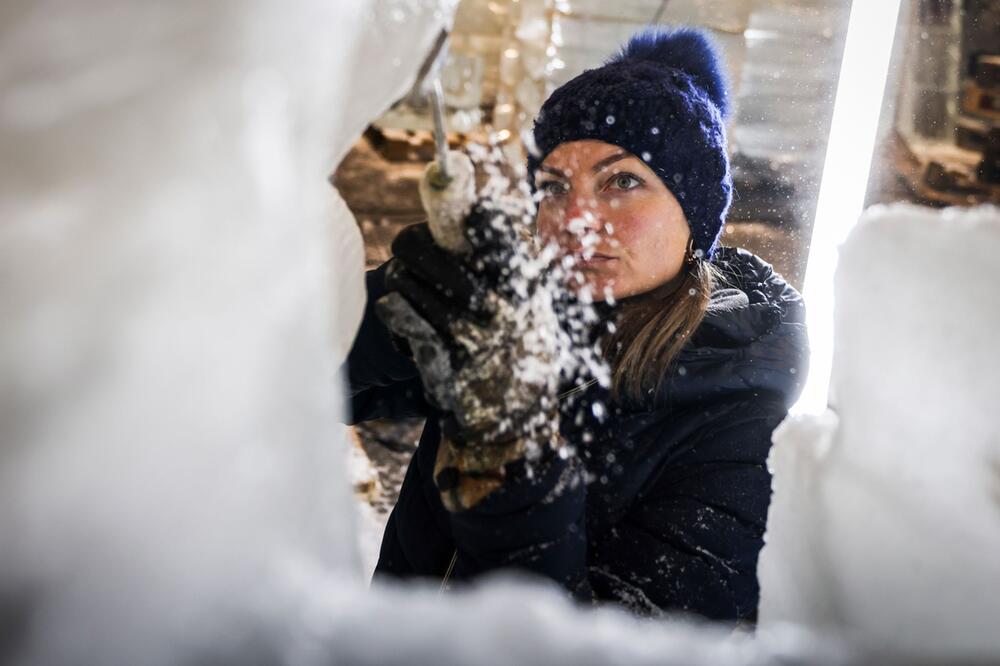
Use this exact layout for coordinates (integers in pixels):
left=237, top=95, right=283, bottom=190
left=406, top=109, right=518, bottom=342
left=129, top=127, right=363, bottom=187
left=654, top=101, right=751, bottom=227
left=759, top=203, right=1000, bottom=662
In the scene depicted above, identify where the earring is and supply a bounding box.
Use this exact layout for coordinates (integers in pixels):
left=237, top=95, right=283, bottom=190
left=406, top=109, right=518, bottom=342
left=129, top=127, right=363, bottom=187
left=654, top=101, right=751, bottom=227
left=684, top=238, right=697, bottom=265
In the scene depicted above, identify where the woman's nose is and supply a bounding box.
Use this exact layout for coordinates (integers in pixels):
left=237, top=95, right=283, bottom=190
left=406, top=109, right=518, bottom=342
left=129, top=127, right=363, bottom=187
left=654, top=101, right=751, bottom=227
left=563, top=194, right=600, bottom=237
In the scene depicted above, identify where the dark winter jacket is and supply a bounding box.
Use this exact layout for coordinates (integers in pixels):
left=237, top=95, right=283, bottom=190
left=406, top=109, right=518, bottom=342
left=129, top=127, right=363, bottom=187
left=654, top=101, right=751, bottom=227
left=344, top=246, right=808, bottom=622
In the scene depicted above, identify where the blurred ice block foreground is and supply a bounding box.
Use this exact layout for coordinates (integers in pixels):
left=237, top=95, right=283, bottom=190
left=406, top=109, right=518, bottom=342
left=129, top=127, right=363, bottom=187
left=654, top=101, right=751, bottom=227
left=758, top=203, right=1000, bottom=661
left=0, top=1, right=997, bottom=664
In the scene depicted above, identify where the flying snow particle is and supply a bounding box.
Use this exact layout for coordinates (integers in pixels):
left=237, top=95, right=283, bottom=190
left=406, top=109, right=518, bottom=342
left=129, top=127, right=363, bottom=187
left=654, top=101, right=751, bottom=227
left=592, top=402, right=606, bottom=420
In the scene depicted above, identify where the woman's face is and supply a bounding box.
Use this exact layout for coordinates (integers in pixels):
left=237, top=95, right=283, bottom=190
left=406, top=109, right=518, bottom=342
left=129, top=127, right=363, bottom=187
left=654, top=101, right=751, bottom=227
left=535, top=140, right=691, bottom=302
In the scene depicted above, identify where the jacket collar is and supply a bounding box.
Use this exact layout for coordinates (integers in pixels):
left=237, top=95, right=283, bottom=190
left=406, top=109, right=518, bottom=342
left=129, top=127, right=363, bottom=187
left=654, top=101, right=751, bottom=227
left=659, top=246, right=809, bottom=409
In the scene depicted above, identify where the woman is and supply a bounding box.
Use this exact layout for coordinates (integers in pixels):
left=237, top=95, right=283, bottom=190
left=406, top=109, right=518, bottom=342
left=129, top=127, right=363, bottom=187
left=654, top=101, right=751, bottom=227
left=345, top=28, right=807, bottom=622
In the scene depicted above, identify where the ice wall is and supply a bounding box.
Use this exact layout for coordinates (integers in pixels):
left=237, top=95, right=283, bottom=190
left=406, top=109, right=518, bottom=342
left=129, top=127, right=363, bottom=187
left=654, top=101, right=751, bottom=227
left=758, top=203, right=1000, bottom=661
left=0, top=1, right=450, bottom=662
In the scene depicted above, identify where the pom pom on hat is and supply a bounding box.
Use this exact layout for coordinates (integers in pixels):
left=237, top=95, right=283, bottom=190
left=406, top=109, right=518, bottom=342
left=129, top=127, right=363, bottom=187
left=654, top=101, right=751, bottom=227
left=608, top=27, right=730, bottom=119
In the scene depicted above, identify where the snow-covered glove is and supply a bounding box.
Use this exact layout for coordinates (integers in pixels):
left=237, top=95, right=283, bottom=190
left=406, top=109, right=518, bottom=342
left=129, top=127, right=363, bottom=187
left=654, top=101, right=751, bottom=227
left=376, top=206, right=562, bottom=511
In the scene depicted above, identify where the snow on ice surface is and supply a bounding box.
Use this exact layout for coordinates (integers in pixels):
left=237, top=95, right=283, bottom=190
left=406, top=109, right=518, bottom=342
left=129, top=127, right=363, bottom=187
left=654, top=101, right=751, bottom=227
left=0, top=0, right=851, bottom=663
left=759, top=203, right=1000, bottom=661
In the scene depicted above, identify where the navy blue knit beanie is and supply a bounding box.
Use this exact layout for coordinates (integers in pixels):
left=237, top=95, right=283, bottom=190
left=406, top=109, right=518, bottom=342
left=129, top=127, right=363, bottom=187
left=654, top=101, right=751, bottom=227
left=528, top=27, right=732, bottom=260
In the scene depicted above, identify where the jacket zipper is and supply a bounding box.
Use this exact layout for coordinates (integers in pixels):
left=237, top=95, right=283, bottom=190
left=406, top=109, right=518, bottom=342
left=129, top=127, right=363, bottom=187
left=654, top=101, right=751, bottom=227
left=439, top=550, right=458, bottom=593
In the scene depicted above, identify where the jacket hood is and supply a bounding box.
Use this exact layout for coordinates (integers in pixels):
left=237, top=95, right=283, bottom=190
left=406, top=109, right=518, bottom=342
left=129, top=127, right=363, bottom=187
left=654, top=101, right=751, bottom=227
left=652, top=246, right=808, bottom=410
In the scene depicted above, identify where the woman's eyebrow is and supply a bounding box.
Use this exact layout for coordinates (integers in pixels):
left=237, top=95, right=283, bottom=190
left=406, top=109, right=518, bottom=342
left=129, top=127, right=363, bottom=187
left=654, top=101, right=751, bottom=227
left=537, top=164, right=567, bottom=178
left=538, top=152, right=629, bottom=179
left=591, top=152, right=628, bottom=173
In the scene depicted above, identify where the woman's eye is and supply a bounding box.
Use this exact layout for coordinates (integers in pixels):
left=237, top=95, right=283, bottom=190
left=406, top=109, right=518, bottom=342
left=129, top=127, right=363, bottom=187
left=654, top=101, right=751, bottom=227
left=609, top=173, right=642, bottom=191
left=539, top=180, right=568, bottom=196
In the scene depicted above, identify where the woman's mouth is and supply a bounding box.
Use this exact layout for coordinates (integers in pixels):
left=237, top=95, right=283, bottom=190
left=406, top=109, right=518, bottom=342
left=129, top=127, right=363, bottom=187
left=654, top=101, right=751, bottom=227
left=572, top=252, right=616, bottom=267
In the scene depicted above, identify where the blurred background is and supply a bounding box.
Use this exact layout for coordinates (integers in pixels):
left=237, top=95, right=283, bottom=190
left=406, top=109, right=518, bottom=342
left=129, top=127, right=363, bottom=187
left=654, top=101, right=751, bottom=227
left=342, top=0, right=1000, bottom=540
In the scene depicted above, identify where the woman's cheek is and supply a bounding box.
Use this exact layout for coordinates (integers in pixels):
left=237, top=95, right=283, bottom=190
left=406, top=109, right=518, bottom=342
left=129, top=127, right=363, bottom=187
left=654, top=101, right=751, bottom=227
left=603, top=211, right=648, bottom=254
left=613, top=214, right=674, bottom=285
left=535, top=209, right=560, bottom=246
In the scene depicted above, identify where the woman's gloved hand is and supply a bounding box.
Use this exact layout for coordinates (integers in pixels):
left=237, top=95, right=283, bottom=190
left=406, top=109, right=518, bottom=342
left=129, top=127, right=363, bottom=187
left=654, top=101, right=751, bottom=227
left=375, top=205, right=562, bottom=511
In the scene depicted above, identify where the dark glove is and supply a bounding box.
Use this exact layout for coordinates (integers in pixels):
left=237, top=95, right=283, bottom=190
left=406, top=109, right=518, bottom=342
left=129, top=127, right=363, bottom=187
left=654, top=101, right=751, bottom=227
left=375, top=205, right=562, bottom=510
left=381, top=222, right=492, bottom=362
